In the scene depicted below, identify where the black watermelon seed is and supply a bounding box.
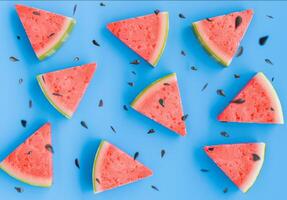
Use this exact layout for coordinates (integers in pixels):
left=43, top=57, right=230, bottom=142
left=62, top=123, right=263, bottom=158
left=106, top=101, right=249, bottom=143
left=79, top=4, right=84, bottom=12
left=234, top=74, right=240, bottom=79
left=163, top=83, right=170, bottom=86
left=235, top=16, right=242, bottom=29
left=92, top=40, right=100, bottom=47
left=201, top=83, right=208, bottom=91
left=29, top=100, right=32, bottom=108
left=159, top=99, right=165, bottom=107
left=73, top=4, right=77, bottom=16
left=191, top=66, right=198, bottom=71
left=200, top=169, right=209, bottom=172
left=154, top=9, right=160, bottom=15
left=270, top=107, right=274, bottom=111
left=161, top=149, right=166, bottom=158
left=223, top=187, right=228, bottom=193
left=75, top=158, right=80, bottom=169
left=179, top=13, right=186, bottom=19
left=216, top=89, right=226, bottom=97
left=206, top=18, right=212, bottom=22
left=27, top=151, right=32, bottom=155
left=259, top=36, right=269, bottom=46
left=73, top=57, right=80, bottom=62
left=151, top=185, right=159, bottom=191
left=265, top=58, right=273, bottom=65
left=110, top=126, right=116, bottom=133
left=147, top=129, right=155, bottom=134
left=208, top=147, right=214, bottom=151
left=32, top=11, right=40, bottom=16
left=42, top=76, right=46, bottom=84
left=21, top=120, right=27, bottom=128
left=130, top=59, right=140, bottom=65
left=96, top=178, right=101, bottom=184
left=133, top=152, right=139, bottom=160
left=181, top=50, right=186, bottom=56
left=220, top=131, right=230, bottom=137
left=181, top=114, right=188, bottom=121
left=9, top=56, right=19, bottom=62
left=235, top=46, right=243, bottom=57
left=80, top=121, right=88, bottom=129
left=45, top=144, right=54, bottom=153
left=52, top=93, right=62, bottom=97
left=252, top=153, right=260, bottom=161
left=14, top=187, right=23, bottom=193
left=128, top=82, right=134, bottom=87
left=48, top=33, right=55, bottom=38
left=98, top=99, right=104, bottom=107
left=123, top=105, right=128, bottom=111
left=231, top=98, right=245, bottom=104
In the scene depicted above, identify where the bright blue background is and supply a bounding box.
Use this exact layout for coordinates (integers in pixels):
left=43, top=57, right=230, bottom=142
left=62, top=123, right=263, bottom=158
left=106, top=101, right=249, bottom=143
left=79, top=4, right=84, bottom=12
left=0, top=1, right=286, bottom=199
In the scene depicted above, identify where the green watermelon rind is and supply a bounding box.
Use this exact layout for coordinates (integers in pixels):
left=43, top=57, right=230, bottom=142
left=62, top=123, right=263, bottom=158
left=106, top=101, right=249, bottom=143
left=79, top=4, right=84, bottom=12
left=37, top=75, right=72, bottom=119
left=38, top=19, right=76, bottom=61
left=131, top=73, right=176, bottom=107
left=92, top=140, right=106, bottom=193
left=192, top=22, right=229, bottom=67
left=150, top=12, right=169, bottom=67
left=0, top=163, right=52, bottom=188
left=241, top=143, right=266, bottom=193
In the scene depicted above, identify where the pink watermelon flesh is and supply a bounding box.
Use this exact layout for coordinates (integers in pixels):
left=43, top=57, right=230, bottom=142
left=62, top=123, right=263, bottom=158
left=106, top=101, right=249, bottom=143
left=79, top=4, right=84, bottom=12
left=193, top=9, right=253, bottom=66
left=0, top=123, right=53, bottom=187
left=93, top=141, right=152, bottom=193
left=204, top=143, right=265, bottom=192
left=107, top=12, right=169, bottom=66
left=37, top=63, right=96, bottom=118
left=131, top=73, right=186, bottom=136
left=218, top=72, right=284, bottom=124
left=16, top=4, right=75, bottom=60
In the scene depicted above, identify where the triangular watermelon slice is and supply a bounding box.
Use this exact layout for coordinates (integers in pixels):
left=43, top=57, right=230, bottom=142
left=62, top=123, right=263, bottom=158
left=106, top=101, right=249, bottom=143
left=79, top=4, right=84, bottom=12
left=92, top=140, right=152, bottom=193
left=131, top=73, right=187, bottom=136
left=192, top=9, right=253, bottom=66
left=204, top=143, right=265, bottom=193
left=16, top=4, right=76, bottom=60
left=0, top=123, right=53, bottom=187
left=107, top=12, right=169, bottom=67
left=37, top=63, right=96, bottom=118
left=218, top=72, right=284, bottom=124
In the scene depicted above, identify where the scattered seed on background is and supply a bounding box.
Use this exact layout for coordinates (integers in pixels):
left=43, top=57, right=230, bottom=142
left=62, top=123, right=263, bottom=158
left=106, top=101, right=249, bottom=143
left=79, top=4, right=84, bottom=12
left=92, top=39, right=100, bottom=47
left=110, top=126, right=116, bottom=133
left=161, top=149, right=165, bottom=158
left=19, top=78, right=23, bottom=84
left=128, top=82, right=134, bottom=87
left=179, top=13, right=186, bottom=19
left=200, top=169, right=209, bottom=172
left=235, top=46, right=243, bottom=57
left=220, top=131, right=230, bottom=137
left=14, top=187, right=23, bottom=193
left=131, top=71, right=136, bottom=75
left=259, top=35, right=269, bottom=46
left=130, top=59, right=140, bottom=65
left=45, top=144, right=54, bottom=154
left=98, top=99, right=104, bottom=107
left=73, top=4, right=77, bottom=16
left=190, top=66, right=198, bottom=71
left=21, top=120, right=27, bottom=128
left=271, top=77, right=275, bottom=82
left=9, top=56, right=19, bottom=62
left=231, top=98, right=245, bottom=104
left=29, top=100, right=32, bottom=108
left=201, top=83, right=208, bottom=91
left=17, top=36, right=21, bottom=40
left=147, top=129, right=155, bottom=134
left=80, top=121, right=88, bottom=129
left=133, top=152, right=139, bottom=160
left=75, top=158, right=80, bottom=169
left=123, top=105, right=128, bottom=111
left=151, top=185, right=159, bottom=191
left=154, top=9, right=160, bottom=15
left=235, top=16, right=242, bottom=29
left=265, top=58, right=273, bottom=65
left=181, top=114, right=188, bottom=121
left=266, top=15, right=274, bottom=19
left=216, top=89, right=226, bottom=97
left=73, top=57, right=80, bottom=62
left=181, top=50, right=186, bottom=56
left=100, top=2, right=106, bottom=6
left=223, top=187, right=228, bottom=193
left=234, top=74, right=240, bottom=79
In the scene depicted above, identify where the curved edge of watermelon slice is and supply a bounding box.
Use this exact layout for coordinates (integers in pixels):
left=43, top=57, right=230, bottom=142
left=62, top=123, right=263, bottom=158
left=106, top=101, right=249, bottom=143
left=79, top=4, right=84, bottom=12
left=38, top=18, right=76, bottom=61
left=149, top=12, right=169, bottom=67
left=92, top=140, right=106, bottom=193
left=257, top=72, right=284, bottom=124
left=0, top=123, right=52, bottom=188
left=192, top=22, right=230, bottom=67
left=241, top=143, right=266, bottom=193
left=36, top=75, right=72, bottom=119
left=131, top=73, right=176, bottom=107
